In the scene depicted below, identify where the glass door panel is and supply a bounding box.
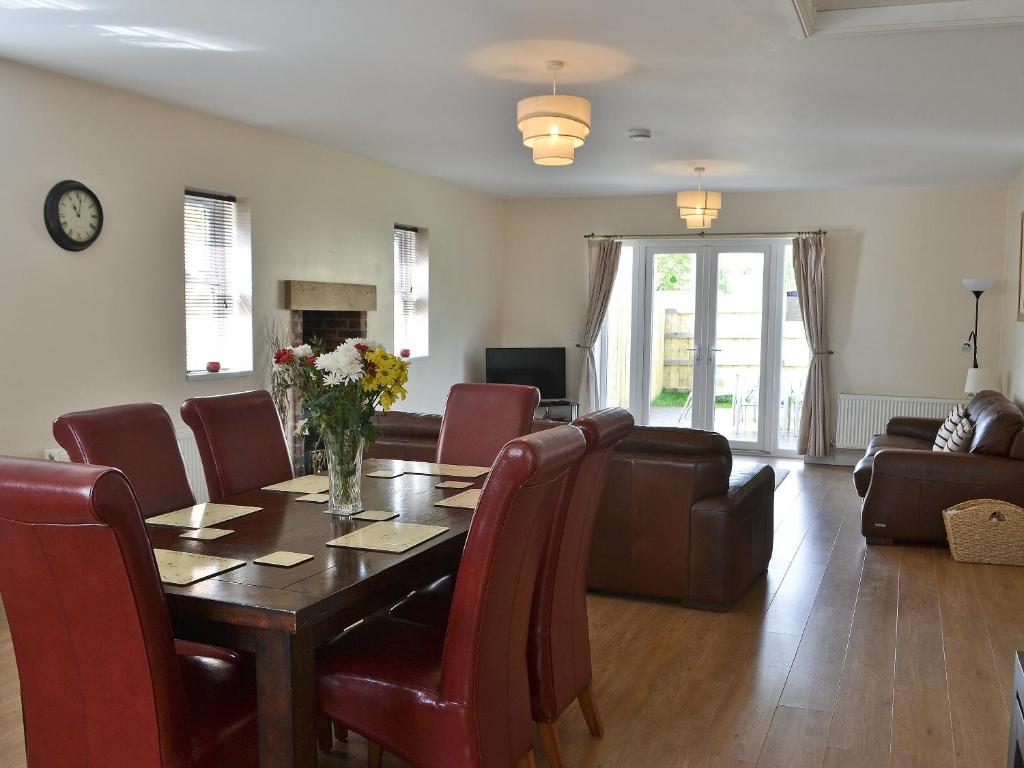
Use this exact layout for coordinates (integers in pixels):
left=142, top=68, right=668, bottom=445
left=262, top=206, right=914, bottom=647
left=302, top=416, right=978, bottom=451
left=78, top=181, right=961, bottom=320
left=647, top=251, right=699, bottom=427
left=710, top=251, right=766, bottom=446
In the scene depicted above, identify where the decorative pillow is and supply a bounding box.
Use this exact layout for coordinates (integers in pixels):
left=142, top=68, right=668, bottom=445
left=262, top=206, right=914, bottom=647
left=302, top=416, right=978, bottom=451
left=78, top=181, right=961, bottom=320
left=943, top=416, right=975, bottom=453
left=933, top=403, right=966, bottom=451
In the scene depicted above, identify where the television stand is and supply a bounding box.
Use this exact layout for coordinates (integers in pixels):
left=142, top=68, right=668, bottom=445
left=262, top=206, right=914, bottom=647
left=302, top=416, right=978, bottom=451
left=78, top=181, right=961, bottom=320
left=536, top=400, right=578, bottom=423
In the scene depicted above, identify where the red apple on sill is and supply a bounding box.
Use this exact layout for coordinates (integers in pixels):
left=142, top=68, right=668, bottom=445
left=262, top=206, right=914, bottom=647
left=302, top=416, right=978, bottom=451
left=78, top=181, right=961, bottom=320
left=206, top=361, right=221, bottom=373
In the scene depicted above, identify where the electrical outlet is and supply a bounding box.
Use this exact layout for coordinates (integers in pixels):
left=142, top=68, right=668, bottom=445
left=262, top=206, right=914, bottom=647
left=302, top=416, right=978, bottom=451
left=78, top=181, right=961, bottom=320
left=569, top=327, right=582, bottom=342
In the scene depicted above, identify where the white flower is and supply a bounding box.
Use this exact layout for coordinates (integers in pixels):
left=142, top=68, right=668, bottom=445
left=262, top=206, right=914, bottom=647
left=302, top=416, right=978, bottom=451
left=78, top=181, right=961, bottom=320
left=344, top=337, right=382, bottom=351
left=292, top=343, right=313, bottom=358
left=315, top=344, right=363, bottom=385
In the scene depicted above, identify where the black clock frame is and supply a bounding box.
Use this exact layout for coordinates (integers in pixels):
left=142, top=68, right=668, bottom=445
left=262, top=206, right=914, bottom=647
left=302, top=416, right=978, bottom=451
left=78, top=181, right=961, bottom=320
left=43, top=179, right=103, bottom=252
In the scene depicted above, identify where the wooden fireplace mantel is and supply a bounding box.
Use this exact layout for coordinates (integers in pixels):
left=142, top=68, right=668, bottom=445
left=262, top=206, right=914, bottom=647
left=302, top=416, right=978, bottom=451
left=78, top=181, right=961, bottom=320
left=284, top=280, right=377, bottom=312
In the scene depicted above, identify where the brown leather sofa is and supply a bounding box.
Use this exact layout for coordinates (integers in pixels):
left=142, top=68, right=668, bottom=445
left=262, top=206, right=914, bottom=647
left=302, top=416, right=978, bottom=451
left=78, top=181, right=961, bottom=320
left=855, top=390, right=1024, bottom=544
left=367, top=411, right=775, bottom=610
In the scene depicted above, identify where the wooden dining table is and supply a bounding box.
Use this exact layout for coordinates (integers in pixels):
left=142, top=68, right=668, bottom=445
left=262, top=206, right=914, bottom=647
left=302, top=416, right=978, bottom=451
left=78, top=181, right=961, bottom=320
left=148, top=458, right=483, bottom=768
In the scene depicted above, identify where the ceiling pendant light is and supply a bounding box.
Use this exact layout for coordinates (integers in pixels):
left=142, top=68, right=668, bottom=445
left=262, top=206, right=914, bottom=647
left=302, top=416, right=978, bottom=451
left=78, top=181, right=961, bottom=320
left=677, top=167, right=722, bottom=229
left=516, top=60, right=591, bottom=167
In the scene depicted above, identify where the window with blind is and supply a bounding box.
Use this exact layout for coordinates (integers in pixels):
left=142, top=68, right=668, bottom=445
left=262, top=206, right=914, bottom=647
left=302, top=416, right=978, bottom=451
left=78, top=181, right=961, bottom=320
left=393, top=225, right=429, bottom=358
left=184, top=191, right=253, bottom=375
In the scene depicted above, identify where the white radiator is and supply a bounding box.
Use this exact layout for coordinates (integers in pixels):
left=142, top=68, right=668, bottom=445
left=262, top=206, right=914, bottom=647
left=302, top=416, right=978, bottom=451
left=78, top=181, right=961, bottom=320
left=835, top=393, right=963, bottom=450
left=43, top=428, right=209, bottom=504
left=175, top=429, right=209, bottom=504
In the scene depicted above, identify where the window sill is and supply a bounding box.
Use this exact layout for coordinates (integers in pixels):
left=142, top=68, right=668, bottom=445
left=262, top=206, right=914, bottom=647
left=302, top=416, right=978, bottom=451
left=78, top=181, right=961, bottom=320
left=186, top=370, right=255, bottom=382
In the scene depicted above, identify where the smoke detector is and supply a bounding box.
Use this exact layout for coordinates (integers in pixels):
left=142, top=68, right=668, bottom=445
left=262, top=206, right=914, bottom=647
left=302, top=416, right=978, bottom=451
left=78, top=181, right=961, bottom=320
left=628, top=128, right=652, bottom=142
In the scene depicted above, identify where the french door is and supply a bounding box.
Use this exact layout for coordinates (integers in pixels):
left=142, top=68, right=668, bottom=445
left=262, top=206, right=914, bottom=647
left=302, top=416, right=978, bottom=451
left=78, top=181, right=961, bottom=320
left=602, top=238, right=799, bottom=454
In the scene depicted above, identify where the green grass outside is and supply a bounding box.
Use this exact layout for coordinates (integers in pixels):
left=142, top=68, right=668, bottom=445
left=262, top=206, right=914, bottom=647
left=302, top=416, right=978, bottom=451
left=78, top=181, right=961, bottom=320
left=650, top=389, right=734, bottom=409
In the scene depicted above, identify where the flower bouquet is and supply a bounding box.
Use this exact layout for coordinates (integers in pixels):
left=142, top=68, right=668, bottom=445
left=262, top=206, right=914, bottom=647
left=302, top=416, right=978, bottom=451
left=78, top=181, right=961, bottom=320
left=270, top=338, right=410, bottom=515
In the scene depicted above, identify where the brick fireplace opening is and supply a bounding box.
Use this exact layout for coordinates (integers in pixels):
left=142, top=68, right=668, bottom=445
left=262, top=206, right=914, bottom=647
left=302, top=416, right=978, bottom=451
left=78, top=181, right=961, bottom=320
left=290, top=309, right=368, bottom=351
left=284, top=280, right=377, bottom=473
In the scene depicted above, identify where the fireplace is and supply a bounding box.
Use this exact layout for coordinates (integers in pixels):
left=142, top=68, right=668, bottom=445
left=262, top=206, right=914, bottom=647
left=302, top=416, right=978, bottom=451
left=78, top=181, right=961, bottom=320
left=284, top=279, right=377, bottom=473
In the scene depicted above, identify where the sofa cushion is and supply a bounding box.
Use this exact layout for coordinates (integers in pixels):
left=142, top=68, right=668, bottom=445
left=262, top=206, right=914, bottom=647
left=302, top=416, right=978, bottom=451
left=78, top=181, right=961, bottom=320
left=966, top=390, right=1024, bottom=456
left=933, top=404, right=966, bottom=451
left=943, top=417, right=974, bottom=453
left=853, top=434, right=932, bottom=497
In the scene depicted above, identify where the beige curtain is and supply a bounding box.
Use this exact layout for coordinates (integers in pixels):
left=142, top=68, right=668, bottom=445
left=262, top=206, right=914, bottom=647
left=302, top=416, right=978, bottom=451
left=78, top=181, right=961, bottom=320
left=577, top=239, right=622, bottom=414
left=793, top=234, right=831, bottom=457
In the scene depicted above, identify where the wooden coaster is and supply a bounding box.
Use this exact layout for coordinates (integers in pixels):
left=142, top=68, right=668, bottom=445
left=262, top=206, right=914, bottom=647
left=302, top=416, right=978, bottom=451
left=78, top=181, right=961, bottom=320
left=262, top=475, right=330, bottom=494
left=366, top=469, right=404, bottom=479
left=435, top=480, right=473, bottom=490
left=179, top=528, right=234, bottom=540
left=352, top=509, right=399, bottom=522
left=253, top=551, right=314, bottom=568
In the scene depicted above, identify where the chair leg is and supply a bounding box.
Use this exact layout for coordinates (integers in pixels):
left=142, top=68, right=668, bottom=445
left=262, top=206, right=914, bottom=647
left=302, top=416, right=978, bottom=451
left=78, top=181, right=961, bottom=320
left=538, top=722, right=568, bottom=768
left=334, top=723, right=349, bottom=742
left=578, top=684, right=604, bottom=737
left=516, top=750, right=537, bottom=768
left=367, top=741, right=384, bottom=768
left=317, top=718, right=333, bottom=752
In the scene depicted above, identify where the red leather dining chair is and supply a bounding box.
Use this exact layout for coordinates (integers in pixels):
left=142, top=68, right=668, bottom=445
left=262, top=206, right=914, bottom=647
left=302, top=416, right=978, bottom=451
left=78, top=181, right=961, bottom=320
left=0, top=457, right=257, bottom=768
left=436, top=383, right=540, bottom=467
left=53, top=402, right=196, bottom=518
left=181, top=389, right=293, bottom=501
left=316, top=424, right=587, bottom=768
left=390, top=407, right=634, bottom=768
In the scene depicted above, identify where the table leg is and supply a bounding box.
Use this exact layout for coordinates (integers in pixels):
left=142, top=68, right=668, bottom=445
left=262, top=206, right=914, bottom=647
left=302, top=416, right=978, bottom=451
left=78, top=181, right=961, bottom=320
left=255, top=628, right=316, bottom=768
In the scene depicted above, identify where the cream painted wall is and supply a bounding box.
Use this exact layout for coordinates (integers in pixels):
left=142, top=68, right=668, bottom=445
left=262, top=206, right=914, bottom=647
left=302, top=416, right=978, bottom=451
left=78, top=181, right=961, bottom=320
left=502, top=187, right=1008, bottom=433
left=0, top=60, right=504, bottom=457
left=1000, top=165, right=1024, bottom=403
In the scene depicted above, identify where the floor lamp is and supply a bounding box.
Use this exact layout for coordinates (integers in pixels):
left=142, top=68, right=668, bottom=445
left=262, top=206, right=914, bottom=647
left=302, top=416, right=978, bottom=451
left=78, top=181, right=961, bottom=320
left=962, top=278, right=999, bottom=395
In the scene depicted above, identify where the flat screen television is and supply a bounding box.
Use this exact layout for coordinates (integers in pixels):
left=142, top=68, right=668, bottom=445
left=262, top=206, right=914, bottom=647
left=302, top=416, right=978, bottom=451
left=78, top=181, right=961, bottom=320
left=485, top=347, right=566, bottom=401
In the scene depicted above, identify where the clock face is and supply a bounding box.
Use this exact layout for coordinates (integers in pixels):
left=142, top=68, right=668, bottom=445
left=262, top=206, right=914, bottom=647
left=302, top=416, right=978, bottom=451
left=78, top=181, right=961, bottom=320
left=44, top=180, right=104, bottom=251
left=57, top=188, right=100, bottom=244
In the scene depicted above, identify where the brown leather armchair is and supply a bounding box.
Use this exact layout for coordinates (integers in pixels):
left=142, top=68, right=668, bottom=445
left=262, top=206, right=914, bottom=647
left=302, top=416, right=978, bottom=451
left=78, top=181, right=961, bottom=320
left=855, top=390, right=1024, bottom=544
left=368, top=412, right=775, bottom=610
left=586, top=426, right=774, bottom=610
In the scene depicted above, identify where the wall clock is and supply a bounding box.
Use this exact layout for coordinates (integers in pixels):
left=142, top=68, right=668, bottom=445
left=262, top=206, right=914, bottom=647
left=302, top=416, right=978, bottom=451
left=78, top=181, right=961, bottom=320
left=43, top=180, right=103, bottom=251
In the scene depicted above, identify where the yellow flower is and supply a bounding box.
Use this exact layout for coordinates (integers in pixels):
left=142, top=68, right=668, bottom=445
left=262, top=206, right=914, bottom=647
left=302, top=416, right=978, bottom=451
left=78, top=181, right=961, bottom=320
left=361, top=347, right=410, bottom=411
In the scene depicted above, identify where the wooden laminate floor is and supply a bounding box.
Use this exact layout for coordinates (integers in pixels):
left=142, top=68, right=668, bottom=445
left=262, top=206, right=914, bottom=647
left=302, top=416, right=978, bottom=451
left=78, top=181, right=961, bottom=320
left=1, top=461, right=1018, bottom=767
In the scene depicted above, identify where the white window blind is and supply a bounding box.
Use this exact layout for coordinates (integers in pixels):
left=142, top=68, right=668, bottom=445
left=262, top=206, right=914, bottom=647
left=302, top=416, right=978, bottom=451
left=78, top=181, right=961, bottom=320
left=394, top=225, right=428, bottom=357
left=184, top=191, right=253, bottom=374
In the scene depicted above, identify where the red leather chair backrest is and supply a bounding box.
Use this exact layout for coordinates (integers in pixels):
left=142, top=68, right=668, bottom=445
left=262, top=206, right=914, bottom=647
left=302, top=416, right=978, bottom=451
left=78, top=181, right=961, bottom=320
left=439, top=425, right=586, bottom=768
left=528, top=407, right=634, bottom=721
left=180, top=390, right=293, bottom=501
left=436, top=383, right=540, bottom=467
left=53, top=402, right=196, bottom=518
left=0, top=457, right=193, bottom=768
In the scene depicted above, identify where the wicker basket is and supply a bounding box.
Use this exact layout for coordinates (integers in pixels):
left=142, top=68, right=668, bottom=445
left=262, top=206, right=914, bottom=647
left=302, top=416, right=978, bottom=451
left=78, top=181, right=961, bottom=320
left=943, top=499, right=1024, bottom=566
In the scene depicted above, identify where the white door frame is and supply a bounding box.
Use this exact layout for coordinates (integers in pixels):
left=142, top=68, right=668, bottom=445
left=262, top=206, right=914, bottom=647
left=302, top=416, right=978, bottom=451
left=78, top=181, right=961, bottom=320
left=622, top=237, right=791, bottom=454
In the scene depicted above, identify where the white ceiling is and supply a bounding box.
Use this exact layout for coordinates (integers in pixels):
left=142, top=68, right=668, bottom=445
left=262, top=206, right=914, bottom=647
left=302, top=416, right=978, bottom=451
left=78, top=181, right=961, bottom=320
left=1, top=0, right=1023, bottom=198
left=815, top=0, right=960, bottom=10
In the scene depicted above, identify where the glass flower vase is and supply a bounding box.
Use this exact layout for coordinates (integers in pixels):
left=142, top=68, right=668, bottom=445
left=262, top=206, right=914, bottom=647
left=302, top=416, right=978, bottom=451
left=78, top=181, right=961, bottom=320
left=322, top=427, right=364, bottom=516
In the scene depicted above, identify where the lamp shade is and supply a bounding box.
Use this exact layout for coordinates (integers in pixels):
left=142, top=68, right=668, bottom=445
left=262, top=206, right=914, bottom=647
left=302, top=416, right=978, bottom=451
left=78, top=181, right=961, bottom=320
left=531, top=134, right=575, bottom=166
left=962, top=278, right=994, bottom=293
left=965, top=367, right=1001, bottom=395
left=517, top=94, right=591, bottom=149
left=682, top=213, right=716, bottom=230
left=676, top=189, right=722, bottom=217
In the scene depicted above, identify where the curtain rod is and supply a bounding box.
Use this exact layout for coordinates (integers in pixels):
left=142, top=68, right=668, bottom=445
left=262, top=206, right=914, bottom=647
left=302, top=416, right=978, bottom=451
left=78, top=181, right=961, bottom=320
left=584, top=229, right=826, bottom=240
